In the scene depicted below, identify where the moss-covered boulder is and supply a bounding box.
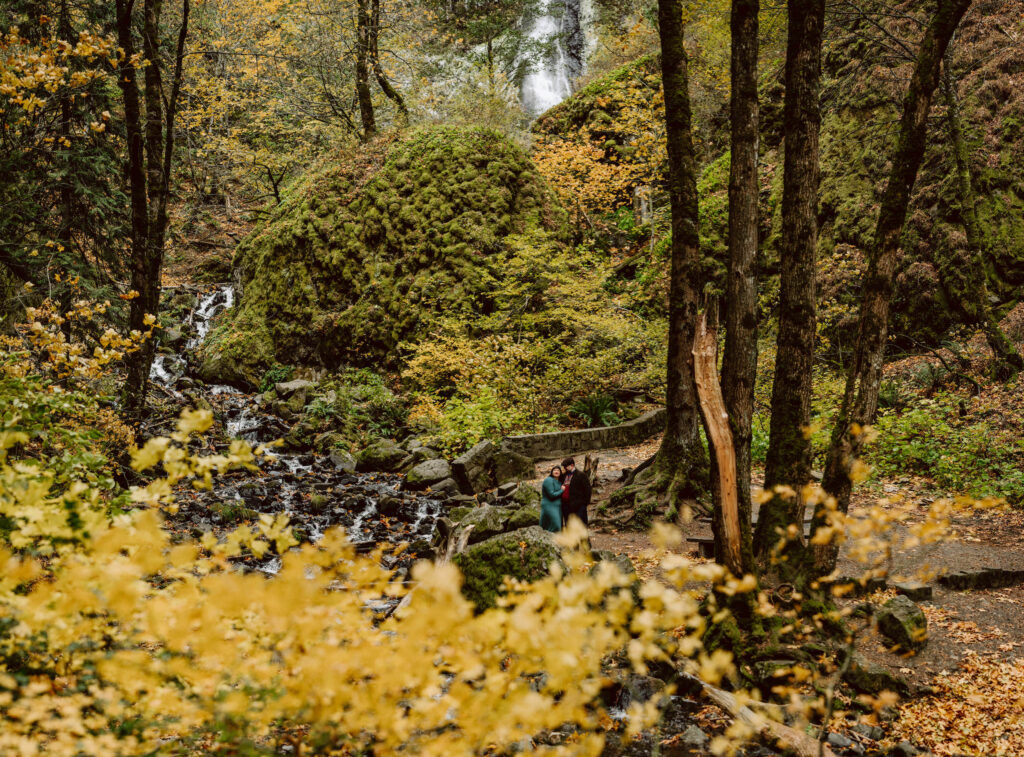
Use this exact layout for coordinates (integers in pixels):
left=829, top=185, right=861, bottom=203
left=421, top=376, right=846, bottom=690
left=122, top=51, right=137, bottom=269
left=453, top=526, right=563, bottom=610
left=201, top=127, right=568, bottom=384
left=355, top=439, right=406, bottom=472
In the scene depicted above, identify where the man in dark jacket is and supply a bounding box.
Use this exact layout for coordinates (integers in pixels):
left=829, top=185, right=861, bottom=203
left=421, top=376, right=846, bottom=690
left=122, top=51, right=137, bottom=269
left=560, top=457, right=592, bottom=528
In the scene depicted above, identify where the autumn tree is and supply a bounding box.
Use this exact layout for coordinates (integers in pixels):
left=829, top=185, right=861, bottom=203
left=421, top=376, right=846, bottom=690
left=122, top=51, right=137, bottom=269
left=752, top=0, right=826, bottom=573
left=0, top=2, right=127, bottom=316
left=818, top=0, right=974, bottom=574
left=116, top=0, right=189, bottom=421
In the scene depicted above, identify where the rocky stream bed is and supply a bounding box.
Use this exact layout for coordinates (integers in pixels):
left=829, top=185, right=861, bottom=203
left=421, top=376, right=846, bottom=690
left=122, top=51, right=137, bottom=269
left=138, top=285, right=938, bottom=757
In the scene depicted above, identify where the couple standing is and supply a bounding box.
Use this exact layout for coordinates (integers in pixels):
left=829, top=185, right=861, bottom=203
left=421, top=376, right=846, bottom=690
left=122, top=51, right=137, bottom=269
left=540, top=457, right=592, bottom=532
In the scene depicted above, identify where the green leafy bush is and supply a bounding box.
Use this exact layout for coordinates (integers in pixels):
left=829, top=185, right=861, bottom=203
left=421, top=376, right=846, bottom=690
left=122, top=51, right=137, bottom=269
left=569, top=394, right=621, bottom=427
left=870, top=394, right=1024, bottom=504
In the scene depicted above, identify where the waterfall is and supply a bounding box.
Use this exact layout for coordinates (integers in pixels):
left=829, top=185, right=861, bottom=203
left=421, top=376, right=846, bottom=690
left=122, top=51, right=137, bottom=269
left=520, top=0, right=582, bottom=116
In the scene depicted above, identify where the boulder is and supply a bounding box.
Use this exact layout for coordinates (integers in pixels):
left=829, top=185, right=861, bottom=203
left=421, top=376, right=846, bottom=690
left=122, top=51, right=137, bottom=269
left=432, top=478, right=460, bottom=497
left=492, top=447, right=535, bottom=484
left=877, top=595, right=928, bottom=652
left=593, top=549, right=636, bottom=579
left=403, top=459, right=453, bottom=491
left=505, top=506, right=541, bottom=531
left=356, top=439, right=407, bottom=472
left=511, top=482, right=542, bottom=508
left=283, top=418, right=317, bottom=450
left=453, top=526, right=564, bottom=610
left=455, top=505, right=512, bottom=545
left=843, top=652, right=909, bottom=696
left=328, top=449, right=357, bottom=474
left=452, top=440, right=497, bottom=494
left=274, top=378, right=316, bottom=399
left=496, top=482, right=519, bottom=499
left=397, top=446, right=442, bottom=473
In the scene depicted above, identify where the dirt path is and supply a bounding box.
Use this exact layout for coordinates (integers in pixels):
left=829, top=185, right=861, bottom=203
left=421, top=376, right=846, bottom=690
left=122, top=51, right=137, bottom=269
left=532, top=434, right=1024, bottom=698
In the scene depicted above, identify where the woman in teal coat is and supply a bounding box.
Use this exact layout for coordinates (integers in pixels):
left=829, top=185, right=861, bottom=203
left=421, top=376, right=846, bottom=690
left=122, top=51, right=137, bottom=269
left=540, top=466, right=564, bottom=532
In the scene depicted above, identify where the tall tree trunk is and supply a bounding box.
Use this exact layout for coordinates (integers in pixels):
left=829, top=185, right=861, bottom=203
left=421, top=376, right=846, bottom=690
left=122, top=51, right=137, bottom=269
left=716, top=0, right=759, bottom=575
left=57, top=0, right=75, bottom=333
left=370, top=0, right=408, bottom=123
left=938, top=45, right=1022, bottom=378
left=121, top=0, right=190, bottom=423
left=355, top=0, right=376, bottom=140
left=753, top=0, right=825, bottom=571
left=653, top=0, right=708, bottom=514
left=116, top=0, right=151, bottom=419
left=818, top=0, right=974, bottom=574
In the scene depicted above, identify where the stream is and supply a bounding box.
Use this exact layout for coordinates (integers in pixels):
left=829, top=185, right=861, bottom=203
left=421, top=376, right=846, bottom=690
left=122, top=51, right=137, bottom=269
left=148, top=285, right=445, bottom=576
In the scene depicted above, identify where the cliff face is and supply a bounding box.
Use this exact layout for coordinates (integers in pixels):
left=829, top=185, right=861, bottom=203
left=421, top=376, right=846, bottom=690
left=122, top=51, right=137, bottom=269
left=532, top=3, right=1024, bottom=354
left=200, top=127, right=568, bottom=386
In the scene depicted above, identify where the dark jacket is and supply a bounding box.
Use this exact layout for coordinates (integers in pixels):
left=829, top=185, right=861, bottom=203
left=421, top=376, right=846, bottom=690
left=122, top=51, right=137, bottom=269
left=561, top=469, right=592, bottom=525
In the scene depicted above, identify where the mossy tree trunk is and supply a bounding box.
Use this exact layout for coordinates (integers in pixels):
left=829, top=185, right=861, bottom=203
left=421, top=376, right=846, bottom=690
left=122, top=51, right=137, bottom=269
left=355, top=0, right=377, bottom=141
left=938, top=44, right=1022, bottom=379
left=653, top=0, right=708, bottom=515
left=717, top=0, right=759, bottom=576
left=818, top=0, right=974, bottom=575
left=119, top=0, right=190, bottom=423
left=370, top=0, right=409, bottom=123
left=753, top=0, right=825, bottom=575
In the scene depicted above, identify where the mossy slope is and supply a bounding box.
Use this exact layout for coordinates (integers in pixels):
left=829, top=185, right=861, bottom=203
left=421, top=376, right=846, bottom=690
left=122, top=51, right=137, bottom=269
left=201, top=127, right=568, bottom=385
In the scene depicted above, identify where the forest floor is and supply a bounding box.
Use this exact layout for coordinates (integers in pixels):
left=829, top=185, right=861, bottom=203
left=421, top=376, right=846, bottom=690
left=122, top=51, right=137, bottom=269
left=531, top=438, right=1024, bottom=756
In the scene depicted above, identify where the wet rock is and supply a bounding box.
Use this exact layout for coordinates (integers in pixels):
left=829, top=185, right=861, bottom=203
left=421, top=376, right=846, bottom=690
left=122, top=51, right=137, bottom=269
left=452, top=440, right=497, bottom=494
left=431, top=477, right=460, bottom=497
left=356, top=439, right=407, bottom=472
left=827, top=732, right=853, bottom=749
left=329, top=449, right=357, bottom=473
left=622, top=673, right=665, bottom=706
left=403, top=459, right=452, bottom=491
left=674, top=724, right=709, bottom=754
left=877, top=595, right=927, bottom=652
left=453, top=526, right=563, bottom=610
left=843, top=652, right=909, bottom=696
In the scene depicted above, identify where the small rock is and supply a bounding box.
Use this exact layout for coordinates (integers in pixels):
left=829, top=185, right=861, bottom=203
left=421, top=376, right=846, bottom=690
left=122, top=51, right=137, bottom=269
left=877, top=595, right=928, bottom=652
left=403, top=459, right=453, bottom=491
left=497, top=481, right=519, bottom=498
left=894, top=581, right=932, bottom=602
left=890, top=742, right=925, bottom=756
left=679, top=724, right=709, bottom=749
left=355, top=439, right=407, bottom=472
left=827, top=732, right=854, bottom=749
left=851, top=723, right=884, bottom=742
left=432, top=478, right=460, bottom=497
left=329, top=449, right=357, bottom=473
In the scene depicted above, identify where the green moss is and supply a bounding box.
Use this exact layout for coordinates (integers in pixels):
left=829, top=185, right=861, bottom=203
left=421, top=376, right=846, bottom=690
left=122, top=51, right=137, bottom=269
left=203, top=127, right=569, bottom=385
left=453, top=526, right=561, bottom=611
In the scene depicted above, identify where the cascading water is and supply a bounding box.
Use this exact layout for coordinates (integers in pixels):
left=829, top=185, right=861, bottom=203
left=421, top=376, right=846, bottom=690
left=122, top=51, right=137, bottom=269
left=519, top=0, right=582, bottom=116
left=148, top=285, right=444, bottom=579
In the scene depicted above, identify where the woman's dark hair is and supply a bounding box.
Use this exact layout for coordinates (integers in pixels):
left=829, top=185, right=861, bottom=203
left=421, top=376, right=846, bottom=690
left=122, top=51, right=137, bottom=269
left=550, top=466, right=562, bottom=478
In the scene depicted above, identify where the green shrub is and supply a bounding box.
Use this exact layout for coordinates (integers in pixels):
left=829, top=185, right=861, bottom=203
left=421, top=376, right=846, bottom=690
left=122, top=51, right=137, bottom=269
left=569, top=394, right=621, bottom=428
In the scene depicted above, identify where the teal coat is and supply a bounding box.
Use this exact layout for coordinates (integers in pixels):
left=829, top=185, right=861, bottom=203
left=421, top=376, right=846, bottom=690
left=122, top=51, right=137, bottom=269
left=540, top=476, right=564, bottom=532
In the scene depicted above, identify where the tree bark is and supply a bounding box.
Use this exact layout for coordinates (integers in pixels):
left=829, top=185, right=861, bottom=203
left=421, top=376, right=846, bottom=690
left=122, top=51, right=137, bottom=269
left=938, top=45, right=1022, bottom=378
left=818, top=0, right=974, bottom=574
left=718, top=0, right=759, bottom=575
left=694, top=309, right=744, bottom=576
left=355, top=0, right=377, bottom=140
left=654, top=0, right=708, bottom=511
left=753, top=0, right=825, bottom=569
left=121, top=0, right=190, bottom=423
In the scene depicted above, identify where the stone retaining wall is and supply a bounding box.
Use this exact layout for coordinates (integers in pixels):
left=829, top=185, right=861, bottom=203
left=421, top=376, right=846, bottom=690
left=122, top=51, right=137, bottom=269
left=502, top=408, right=665, bottom=461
